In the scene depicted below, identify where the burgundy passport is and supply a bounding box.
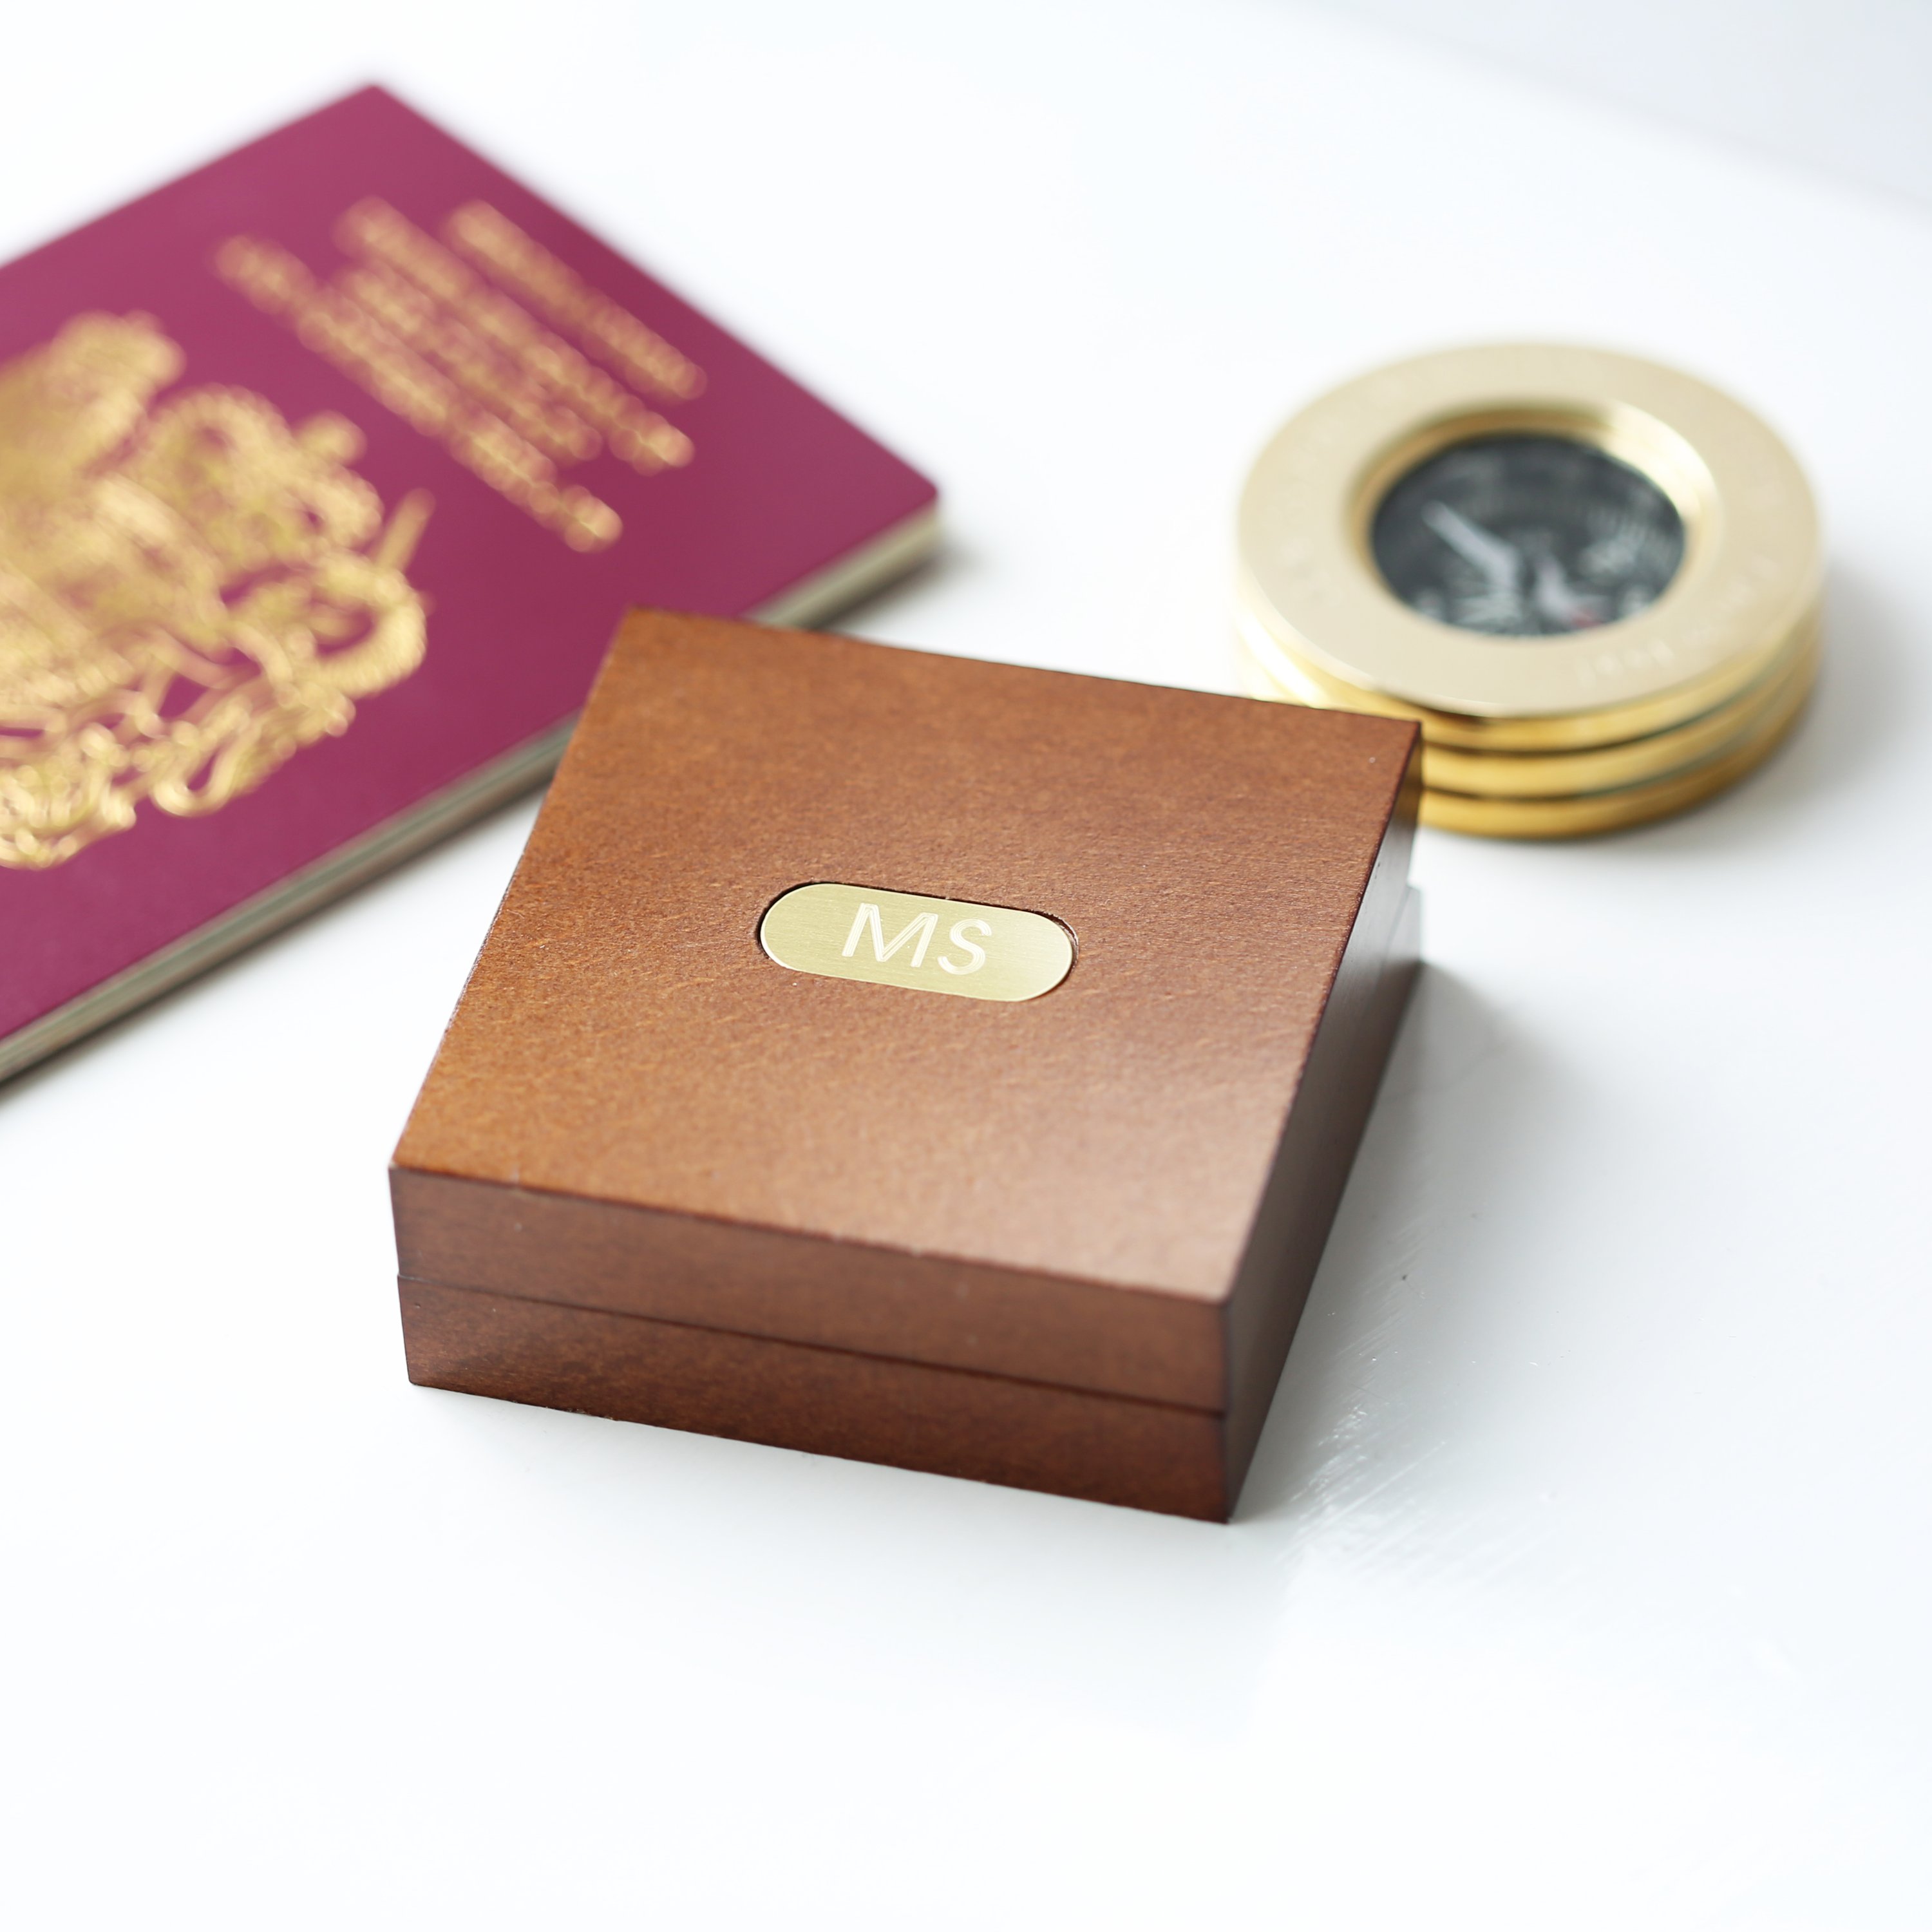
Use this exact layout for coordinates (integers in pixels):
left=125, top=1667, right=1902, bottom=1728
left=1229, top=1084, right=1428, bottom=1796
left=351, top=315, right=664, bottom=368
left=0, top=86, right=937, bottom=1083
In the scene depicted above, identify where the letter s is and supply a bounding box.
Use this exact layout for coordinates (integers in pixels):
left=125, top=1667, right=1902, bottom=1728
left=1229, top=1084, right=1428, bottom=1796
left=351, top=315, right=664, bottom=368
left=938, top=918, right=990, bottom=975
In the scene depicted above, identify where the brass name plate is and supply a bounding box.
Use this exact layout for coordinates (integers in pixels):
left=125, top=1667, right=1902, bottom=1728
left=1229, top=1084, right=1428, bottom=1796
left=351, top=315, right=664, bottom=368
left=759, top=883, right=1074, bottom=1003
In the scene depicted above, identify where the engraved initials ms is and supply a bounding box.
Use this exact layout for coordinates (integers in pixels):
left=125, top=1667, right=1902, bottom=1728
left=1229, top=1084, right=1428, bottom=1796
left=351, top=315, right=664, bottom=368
left=840, top=904, right=991, bottom=976
left=758, top=883, right=1072, bottom=1004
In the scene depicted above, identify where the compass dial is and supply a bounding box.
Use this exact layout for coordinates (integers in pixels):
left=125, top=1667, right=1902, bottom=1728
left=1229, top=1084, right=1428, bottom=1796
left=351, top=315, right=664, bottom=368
left=1370, top=433, right=1685, bottom=638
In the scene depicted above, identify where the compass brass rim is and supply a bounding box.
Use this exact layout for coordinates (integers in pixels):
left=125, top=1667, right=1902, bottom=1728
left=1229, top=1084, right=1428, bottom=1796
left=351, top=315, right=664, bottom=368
left=1416, top=637, right=1815, bottom=838
left=1236, top=589, right=1817, bottom=752
left=1242, top=613, right=1818, bottom=799
left=1237, top=343, right=1822, bottom=724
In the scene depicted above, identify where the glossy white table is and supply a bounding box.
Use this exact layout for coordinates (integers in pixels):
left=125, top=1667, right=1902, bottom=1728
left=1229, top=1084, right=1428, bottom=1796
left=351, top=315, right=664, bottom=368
left=6, top=5, right=1929, bottom=1924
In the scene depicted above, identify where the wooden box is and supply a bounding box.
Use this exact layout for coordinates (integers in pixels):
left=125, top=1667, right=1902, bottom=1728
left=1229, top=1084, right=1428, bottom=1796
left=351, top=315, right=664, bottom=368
left=391, top=611, right=1421, bottom=1519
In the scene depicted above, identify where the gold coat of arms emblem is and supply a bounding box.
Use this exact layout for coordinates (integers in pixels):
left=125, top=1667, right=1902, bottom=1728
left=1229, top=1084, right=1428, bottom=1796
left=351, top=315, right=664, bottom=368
left=0, top=312, right=430, bottom=869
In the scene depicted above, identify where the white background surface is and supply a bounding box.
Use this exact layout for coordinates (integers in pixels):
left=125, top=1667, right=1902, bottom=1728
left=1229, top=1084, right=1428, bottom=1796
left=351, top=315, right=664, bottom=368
left=1321, top=0, right=1932, bottom=212
left=4, top=3, right=1931, bottom=1926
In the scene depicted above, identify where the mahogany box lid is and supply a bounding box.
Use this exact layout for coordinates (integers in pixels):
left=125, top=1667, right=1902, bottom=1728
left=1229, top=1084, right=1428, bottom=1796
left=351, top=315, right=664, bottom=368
left=392, top=610, right=1421, bottom=1517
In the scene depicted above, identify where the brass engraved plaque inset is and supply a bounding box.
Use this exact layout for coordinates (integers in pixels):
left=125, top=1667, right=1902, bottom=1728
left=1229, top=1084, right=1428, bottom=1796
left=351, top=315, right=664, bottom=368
left=759, top=883, right=1074, bottom=1003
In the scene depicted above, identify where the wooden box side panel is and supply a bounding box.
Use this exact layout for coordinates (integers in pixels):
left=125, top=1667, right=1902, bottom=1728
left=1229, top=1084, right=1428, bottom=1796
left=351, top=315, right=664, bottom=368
left=391, top=1171, right=1226, bottom=1408
left=401, top=1280, right=1230, bottom=1520
left=1224, top=882, right=1423, bottom=1501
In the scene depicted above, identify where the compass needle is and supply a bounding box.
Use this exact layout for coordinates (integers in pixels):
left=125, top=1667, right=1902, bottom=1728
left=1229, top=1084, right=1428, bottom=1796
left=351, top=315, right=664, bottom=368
left=1531, top=554, right=1609, bottom=630
left=1421, top=500, right=1524, bottom=589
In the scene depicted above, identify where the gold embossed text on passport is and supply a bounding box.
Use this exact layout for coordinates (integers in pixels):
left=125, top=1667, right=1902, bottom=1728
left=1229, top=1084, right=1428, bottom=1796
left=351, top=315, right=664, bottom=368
left=759, top=884, right=1074, bottom=1003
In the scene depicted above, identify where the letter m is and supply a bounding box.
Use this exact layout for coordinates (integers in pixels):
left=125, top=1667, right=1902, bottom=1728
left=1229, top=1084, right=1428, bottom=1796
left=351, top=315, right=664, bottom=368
left=842, top=903, right=938, bottom=968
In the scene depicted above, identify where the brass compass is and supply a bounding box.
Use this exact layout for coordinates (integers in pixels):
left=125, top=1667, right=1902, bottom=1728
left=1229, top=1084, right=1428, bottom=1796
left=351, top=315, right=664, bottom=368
left=1236, top=344, right=1822, bottom=835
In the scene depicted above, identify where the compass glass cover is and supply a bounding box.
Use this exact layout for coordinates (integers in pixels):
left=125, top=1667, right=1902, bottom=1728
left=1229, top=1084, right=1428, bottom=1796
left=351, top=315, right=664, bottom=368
left=1370, top=433, right=1685, bottom=638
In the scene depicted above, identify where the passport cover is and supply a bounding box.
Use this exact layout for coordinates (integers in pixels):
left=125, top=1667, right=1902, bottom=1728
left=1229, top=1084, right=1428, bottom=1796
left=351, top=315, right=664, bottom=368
left=0, top=86, right=938, bottom=1083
